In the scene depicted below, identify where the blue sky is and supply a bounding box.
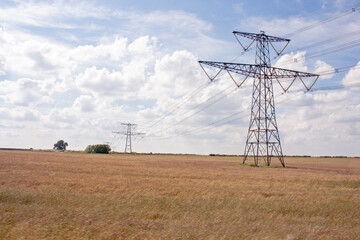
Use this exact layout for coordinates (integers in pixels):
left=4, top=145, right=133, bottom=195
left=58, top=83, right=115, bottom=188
left=0, top=0, right=359, bottom=156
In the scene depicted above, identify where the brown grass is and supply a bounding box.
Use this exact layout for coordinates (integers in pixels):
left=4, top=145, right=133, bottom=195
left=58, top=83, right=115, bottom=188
left=0, top=150, right=359, bottom=239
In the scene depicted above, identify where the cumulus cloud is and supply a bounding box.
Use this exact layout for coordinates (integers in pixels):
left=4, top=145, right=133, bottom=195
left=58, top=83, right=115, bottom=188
left=0, top=55, right=7, bottom=75
left=278, top=89, right=360, bottom=156
left=0, top=107, right=38, bottom=121
left=71, top=37, right=128, bottom=63
left=313, top=60, right=335, bottom=79
left=342, top=61, right=360, bottom=86
left=0, top=27, right=69, bottom=78
left=75, top=66, right=141, bottom=98
left=48, top=107, right=78, bottom=125
left=0, top=0, right=358, bottom=156
left=72, top=95, right=96, bottom=112
left=144, top=50, right=203, bottom=99
left=0, top=78, right=52, bottom=106
left=274, top=51, right=308, bottom=71
left=272, top=51, right=326, bottom=92
left=69, top=36, right=158, bottom=100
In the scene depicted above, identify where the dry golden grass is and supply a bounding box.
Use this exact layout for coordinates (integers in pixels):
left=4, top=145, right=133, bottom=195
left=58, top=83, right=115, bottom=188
left=0, top=150, right=359, bottom=239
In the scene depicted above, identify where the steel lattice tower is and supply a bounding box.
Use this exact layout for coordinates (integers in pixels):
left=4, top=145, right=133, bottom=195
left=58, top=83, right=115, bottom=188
left=113, top=123, right=145, bottom=153
left=199, top=31, right=319, bottom=167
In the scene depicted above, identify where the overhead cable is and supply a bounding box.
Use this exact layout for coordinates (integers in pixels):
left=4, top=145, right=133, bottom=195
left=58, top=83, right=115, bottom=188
left=283, top=7, right=359, bottom=38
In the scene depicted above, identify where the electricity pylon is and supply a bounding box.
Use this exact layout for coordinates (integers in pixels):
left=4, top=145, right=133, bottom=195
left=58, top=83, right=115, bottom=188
left=112, top=123, right=145, bottom=153
left=199, top=31, right=319, bottom=167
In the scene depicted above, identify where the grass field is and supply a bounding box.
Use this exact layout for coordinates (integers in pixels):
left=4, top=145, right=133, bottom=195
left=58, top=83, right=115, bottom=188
left=0, top=150, right=359, bottom=239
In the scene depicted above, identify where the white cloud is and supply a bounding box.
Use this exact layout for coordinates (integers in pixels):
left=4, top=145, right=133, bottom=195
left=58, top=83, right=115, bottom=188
left=48, top=107, right=78, bottom=126
left=71, top=37, right=128, bottom=63
left=273, top=51, right=328, bottom=92
left=274, top=51, right=308, bottom=71
left=313, top=60, right=335, bottom=79
left=0, top=0, right=358, bottom=156
left=342, top=61, right=360, bottom=86
left=0, top=78, right=52, bottom=106
left=144, top=50, right=203, bottom=99
left=0, top=27, right=70, bottom=78
left=75, top=66, right=139, bottom=97
left=72, top=95, right=96, bottom=113
left=278, top=89, right=360, bottom=156
left=0, top=55, right=7, bottom=75
left=69, top=35, right=158, bottom=100
left=0, top=107, right=39, bottom=121
left=123, top=10, right=212, bottom=35
left=0, top=1, right=108, bottom=29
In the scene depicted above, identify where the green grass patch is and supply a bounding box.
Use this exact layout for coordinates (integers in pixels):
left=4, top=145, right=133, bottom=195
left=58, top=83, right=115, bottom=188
left=322, top=180, right=360, bottom=189
left=0, top=190, right=34, bottom=205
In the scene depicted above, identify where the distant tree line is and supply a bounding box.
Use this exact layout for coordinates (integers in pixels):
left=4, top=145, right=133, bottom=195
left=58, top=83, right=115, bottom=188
left=85, top=144, right=111, bottom=154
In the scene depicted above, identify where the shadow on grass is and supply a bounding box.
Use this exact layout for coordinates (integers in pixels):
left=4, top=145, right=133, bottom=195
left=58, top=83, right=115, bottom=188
left=235, top=163, right=286, bottom=168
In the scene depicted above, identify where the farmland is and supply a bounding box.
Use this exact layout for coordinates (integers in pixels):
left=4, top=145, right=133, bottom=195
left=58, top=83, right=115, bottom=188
left=0, top=150, right=359, bottom=239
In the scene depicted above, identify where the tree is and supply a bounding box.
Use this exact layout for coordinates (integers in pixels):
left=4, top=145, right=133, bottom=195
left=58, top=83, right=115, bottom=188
left=53, top=140, right=68, bottom=151
left=85, top=144, right=111, bottom=154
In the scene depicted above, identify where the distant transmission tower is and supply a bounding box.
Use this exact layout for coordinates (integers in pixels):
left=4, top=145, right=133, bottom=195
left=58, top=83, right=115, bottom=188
left=112, top=123, right=145, bottom=153
left=199, top=31, right=319, bottom=167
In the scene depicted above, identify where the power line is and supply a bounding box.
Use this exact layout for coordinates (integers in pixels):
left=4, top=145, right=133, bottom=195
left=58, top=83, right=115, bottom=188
left=307, top=39, right=360, bottom=58
left=112, top=123, right=145, bottom=153
left=139, top=70, right=251, bottom=135
left=146, top=90, right=300, bottom=141
left=142, top=28, right=360, bottom=147
left=139, top=80, right=211, bottom=129
left=146, top=81, right=359, bottom=141
left=147, top=83, right=242, bottom=135
left=274, top=39, right=360, bottom=68
left=199, top=31, right=322, bottom=167
left=290, top=81, right=360, bottom=93
left=142, top=45, right=358, bottom=142
left=138, top=7, right=360, bottom=141
left=150, top=109, right=249, bottom=141
left=317, top=64, right=360, bottom=76
left=141, top=64, right=255, bottom=137
left=276, top=29, right=360, bottom=60
left=283, top=7, right=359, bottom=38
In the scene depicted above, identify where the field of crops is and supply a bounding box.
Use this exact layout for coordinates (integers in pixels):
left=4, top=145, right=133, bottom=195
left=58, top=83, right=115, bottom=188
left=0, top=150, right=359, bottom=239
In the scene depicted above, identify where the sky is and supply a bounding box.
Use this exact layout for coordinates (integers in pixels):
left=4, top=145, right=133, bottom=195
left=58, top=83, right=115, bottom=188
left=0, top=0, right=359, bottom=156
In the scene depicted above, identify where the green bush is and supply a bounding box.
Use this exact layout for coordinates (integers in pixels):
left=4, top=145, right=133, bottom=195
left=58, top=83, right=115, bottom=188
left=85, top=144, right=111, bottom=154
left=85, top=145, right=95, bottom=153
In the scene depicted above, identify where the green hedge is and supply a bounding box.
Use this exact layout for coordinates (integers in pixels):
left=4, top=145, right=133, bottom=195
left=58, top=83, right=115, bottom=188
left=85, top=144, right=111, bottom=154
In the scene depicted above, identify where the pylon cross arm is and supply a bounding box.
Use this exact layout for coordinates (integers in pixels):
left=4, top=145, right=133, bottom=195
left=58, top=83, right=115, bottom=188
left=199, top=61, right=259, bottom=88
left=199, top=61, right=258, bottom=78
left=112, top=131, right=127, bottom=135
left=270, top=67, right=320, bottom=92
left=121, top=123, right=137, bottom=126
left=269, top=67, right=319, bottom=78
left=199, top=61, right=319, bottom=79
left=233, top=31, right=291, bottom=55
left=233, top=31, right=290, bottom=42
left=112, top=131, right=145, bottom=136
left=198, top=61, right=319, bottom=92
left=131, top=133, right=146, bottom=136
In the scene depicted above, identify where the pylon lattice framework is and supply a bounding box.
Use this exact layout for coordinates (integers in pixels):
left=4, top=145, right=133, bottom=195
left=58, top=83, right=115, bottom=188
left=199, top=31, right=319, bottom=167
left=112, top=123, right=145, bottom=153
